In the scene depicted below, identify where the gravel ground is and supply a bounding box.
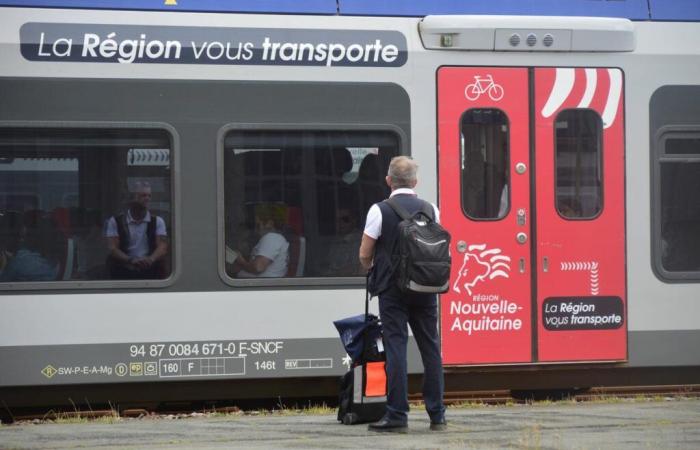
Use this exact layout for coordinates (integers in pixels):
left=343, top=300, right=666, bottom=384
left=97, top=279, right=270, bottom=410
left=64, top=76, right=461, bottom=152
left=1, top=398, right=699, bottom=449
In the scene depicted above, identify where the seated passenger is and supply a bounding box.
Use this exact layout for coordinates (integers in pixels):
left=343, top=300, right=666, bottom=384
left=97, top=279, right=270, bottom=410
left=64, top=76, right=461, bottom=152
left=320, top=207, right=365, bottom=276
left=105, top=181, right=168, bottom=280
left=229, top=204, right=289, bottom=278
left=0, top=216, right=59, bottom=282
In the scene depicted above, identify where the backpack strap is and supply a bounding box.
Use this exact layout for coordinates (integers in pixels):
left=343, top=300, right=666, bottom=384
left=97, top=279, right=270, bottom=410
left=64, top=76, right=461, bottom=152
left=147, top=215, right=158, bottom=253
left=386, top=197, right=435, bottom=222
left=115, top=214, right=130, bottom=253
left=384, top=197, right=411, bottom=221
left=420, top=201, right=435, bottom=222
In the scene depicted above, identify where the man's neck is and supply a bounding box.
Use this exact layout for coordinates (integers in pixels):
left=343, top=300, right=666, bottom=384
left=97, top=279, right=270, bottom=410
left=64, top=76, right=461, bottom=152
left=390, top=187, right=416, bottom=197
left=129, top=207, right=147, bottom=222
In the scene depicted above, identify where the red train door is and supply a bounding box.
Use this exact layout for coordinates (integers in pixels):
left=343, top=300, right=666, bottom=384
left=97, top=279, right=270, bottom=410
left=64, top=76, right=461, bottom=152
left=437, top=67, right=626, bottom=365
left=438, top=67, right=533, bottom=364
left=534, top=68, right=627, bottom=362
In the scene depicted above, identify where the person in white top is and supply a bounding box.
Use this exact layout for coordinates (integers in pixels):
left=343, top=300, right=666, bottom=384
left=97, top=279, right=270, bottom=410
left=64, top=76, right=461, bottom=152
left=230, top=204, right=289, bottom=278
left=105, top=181, right=168, bottom=279
left=359, top=156, right=446, bottom=433
left=363, top=191, right=440, bottom=240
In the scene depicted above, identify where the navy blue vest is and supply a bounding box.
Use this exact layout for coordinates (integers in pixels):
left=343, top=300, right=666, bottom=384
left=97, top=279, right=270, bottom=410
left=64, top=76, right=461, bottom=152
left=368, top=193, right=435, bottom=295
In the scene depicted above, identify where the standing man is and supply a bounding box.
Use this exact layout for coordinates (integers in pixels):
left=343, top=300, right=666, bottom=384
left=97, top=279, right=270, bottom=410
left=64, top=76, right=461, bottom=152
left=106, top=181, right=168, bottom=279
left=359, top=156, right=446, bottom=432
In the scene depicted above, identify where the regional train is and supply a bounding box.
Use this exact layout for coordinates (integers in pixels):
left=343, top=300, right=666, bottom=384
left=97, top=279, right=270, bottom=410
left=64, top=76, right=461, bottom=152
left=1, top=0, right=699, bottom=409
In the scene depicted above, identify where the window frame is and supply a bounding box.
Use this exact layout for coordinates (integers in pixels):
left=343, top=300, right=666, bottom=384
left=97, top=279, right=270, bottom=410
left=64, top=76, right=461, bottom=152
left=553, top=108, right=604, bottom=221
left=0, top=121, right=180, bottom=291
left=652, top=125, right=700, bottom=282
left=216, top=123, right=407, bottom=288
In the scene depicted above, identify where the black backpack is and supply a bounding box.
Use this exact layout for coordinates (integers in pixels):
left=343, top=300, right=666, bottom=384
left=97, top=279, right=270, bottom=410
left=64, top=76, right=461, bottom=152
left=385, top=197, right=451, bottom=294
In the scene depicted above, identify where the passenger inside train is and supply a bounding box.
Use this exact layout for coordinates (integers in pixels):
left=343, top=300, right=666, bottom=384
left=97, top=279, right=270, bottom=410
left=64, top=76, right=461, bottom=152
left=229, top=203, right=290, bottom=278
left=318, top=205, right=365, bottom=277
left=105, top=180, right=169, bottom=280
left=223, top=129, right=394, bottom=279
left=0, top=212, right=62, bottom=282
left=0, top=128, right=174, bottom=284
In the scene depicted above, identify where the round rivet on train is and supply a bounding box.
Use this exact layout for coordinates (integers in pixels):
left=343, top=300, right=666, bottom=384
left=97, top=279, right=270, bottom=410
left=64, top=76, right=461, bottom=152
left=516, top=162, right=527, bottom=174
left=457, top=241, right=467, bottom=253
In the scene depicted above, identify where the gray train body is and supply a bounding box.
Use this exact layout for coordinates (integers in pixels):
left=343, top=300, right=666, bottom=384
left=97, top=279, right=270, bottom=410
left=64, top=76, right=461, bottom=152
left=0, top=7, right=699, bottom=391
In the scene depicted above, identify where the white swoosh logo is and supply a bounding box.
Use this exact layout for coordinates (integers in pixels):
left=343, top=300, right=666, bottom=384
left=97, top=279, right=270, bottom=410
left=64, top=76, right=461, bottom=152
left=542, top=68, right=575, bottom=118
left=602, top=68, right=622, bottom=129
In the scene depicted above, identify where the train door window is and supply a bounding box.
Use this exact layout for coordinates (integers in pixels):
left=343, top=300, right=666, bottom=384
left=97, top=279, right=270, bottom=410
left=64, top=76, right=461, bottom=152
left=658, top=133, right=700, bottom=273
left=222, top=130, right=398, bottom=281
left=460, top=109, right=509, bottom=220
left=0, top=128, right=173, bottom=286
left=554, top=109, right=603, bottom=219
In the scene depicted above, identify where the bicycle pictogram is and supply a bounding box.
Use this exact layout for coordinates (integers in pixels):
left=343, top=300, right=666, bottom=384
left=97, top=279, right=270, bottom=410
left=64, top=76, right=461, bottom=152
left=464, top=74, right=504, bottom=101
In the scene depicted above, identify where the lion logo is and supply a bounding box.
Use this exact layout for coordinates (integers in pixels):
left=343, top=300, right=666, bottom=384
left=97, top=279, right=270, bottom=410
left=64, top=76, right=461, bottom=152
left=453, top=244, right=511, bottom=296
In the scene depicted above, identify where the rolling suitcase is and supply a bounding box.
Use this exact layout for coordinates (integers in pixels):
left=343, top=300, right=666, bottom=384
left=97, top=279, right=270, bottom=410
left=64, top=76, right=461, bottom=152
left=335, top=280, right=387, bottom=425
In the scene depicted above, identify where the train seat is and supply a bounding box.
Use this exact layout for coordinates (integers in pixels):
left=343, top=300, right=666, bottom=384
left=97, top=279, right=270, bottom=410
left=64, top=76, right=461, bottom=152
left=284, top=206, right=305, bottom=277
left=285, top=234, right=306, bottom=277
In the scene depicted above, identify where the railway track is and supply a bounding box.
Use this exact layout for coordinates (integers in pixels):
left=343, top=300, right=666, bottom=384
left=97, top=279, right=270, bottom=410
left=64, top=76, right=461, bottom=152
left=431, top=384, right=700, bottom=406
left=4, top=385, right=699, bottom=423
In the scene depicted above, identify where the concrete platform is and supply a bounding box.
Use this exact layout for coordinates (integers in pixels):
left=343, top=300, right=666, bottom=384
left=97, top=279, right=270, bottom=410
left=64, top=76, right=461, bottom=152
left=1, top=398, right=699, bottom=449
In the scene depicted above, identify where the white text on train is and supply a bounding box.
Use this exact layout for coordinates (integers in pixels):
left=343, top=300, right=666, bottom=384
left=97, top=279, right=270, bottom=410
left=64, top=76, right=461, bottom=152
left=260, top=38, right=399, bottom=66
left=36, top=32, right=400, bottom=67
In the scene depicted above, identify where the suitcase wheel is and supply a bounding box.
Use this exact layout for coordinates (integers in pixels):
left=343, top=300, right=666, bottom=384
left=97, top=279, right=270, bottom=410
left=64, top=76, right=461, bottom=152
left=342, top=413, right=358, bottom=425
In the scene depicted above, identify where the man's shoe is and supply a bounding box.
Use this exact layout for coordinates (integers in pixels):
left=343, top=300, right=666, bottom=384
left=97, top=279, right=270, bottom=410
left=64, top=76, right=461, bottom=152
left=368, top=417, right=408, bottom=433
left=429, top=419, right=447, bottom=431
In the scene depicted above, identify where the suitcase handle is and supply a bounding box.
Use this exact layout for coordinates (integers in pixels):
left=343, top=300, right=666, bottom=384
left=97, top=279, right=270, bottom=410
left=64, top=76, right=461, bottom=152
left=365, top=273, right=371, bottom=321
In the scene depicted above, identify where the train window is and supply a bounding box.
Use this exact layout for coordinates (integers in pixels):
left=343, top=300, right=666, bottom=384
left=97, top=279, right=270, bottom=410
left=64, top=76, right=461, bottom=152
left=554, top=109, right=603, bottom=219
left=650, top=86, right=700, bottom=281
left=223, top=130, right=398, bottom=280
left=658, top=134, right=700, bottom=273
left=665, top=137, right=700, bottom=155
left=0, top=128, right=173, bottom=285
left=460, top=109, right=510, bottom=220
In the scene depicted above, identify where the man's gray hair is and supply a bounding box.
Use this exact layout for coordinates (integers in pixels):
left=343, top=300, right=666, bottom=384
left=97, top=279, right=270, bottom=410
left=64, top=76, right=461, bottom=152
left=387, top=156, right=418, bottom=189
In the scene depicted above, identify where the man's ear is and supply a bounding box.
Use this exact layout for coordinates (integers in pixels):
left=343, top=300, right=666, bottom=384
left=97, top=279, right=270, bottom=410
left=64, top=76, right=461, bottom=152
left=385, top=175, right=392, bottom=187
